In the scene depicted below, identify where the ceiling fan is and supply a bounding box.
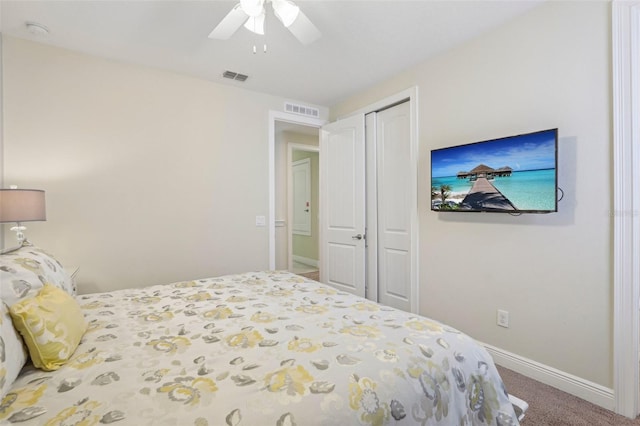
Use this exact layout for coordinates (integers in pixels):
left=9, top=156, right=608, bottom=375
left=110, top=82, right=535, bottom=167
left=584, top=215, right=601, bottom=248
left=208, top=0, right=321, bottom=45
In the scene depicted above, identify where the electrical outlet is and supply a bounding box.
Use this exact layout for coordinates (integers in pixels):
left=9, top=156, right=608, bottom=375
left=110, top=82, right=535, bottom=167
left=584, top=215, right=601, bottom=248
left=497, top=309, right=509, bottom=328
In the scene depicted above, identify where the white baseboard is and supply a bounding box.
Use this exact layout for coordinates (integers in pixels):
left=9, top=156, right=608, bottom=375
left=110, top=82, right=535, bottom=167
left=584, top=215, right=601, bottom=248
left=292, top=255, right=318, bottom=268
left=481, top=342, right=615, bottom=411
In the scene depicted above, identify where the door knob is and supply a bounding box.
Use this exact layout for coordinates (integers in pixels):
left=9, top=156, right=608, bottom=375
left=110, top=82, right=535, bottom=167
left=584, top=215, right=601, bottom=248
left=352, top=234, right=364, bottom=240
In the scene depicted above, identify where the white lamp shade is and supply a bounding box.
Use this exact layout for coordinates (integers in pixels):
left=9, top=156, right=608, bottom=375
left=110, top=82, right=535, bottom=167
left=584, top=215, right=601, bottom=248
left=0, top=189, right=46, bottom=223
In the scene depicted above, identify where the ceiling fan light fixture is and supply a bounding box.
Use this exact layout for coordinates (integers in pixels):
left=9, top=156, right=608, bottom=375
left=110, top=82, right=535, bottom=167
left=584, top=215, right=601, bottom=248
left=243, top=13, right=265, bottom=35
left=272, top=0, right=300, bottom=28
left=209, top=0, right=320, bottom=45
left=240, top=0, right=264, bottom=17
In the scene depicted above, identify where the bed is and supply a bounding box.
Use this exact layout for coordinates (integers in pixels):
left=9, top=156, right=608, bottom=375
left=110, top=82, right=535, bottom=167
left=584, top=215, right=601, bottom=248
left=0, top=246, right=520, bottom=425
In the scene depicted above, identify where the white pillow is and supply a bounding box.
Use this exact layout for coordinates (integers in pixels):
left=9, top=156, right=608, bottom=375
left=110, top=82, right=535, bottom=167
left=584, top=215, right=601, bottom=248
left=0, top=246, right=75, bottom=307
left=0, top=301, right=28, bottom=399
left=0, top=245, right=74, bottom=396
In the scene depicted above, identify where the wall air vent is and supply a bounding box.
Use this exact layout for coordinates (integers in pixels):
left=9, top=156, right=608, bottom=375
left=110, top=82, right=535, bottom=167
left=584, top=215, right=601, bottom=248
left=223, top=70, right=248, bottom=82
left=284, top=102, right=320, bottom=118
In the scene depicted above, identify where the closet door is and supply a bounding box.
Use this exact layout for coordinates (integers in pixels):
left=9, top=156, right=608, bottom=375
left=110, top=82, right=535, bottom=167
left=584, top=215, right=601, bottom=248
left=375, top=101, right=413, bottom=312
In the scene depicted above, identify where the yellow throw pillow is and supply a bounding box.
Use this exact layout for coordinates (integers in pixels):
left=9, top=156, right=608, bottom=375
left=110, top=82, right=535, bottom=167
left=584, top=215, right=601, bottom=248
left=9, top=284, right=87, bottom=371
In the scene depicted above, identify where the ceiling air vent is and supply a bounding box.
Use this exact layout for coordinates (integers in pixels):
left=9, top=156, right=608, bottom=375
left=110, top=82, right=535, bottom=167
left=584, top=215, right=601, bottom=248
left=285, top=102, right=320, bottom=118
left=223, top=70, right=248, bottom=82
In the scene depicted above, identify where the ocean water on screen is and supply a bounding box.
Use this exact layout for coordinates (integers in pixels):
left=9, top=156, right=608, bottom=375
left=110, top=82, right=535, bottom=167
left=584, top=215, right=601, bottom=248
left=432, top=168, right=556, bottom=211
left=493, top=169, right=556, bottom=211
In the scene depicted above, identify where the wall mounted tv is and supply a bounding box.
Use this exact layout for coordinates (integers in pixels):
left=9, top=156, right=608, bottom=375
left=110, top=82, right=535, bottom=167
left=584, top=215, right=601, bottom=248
left=431, top=128, right=558, bottom=213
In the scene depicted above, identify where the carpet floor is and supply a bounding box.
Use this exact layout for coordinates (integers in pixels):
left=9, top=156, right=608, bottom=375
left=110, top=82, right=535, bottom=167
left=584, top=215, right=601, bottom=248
left=497, top=366, right=640, bottom=425
left=298, top=270, right=320, bottom=281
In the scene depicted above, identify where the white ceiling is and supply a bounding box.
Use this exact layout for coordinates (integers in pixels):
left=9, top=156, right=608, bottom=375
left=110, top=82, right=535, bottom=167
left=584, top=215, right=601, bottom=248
left=0, top=0, right=543, bottom=107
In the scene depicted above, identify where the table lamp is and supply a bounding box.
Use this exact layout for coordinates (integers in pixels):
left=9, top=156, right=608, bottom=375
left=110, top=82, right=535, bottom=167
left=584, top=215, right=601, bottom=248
left=0, top=188, right=46, bottom=251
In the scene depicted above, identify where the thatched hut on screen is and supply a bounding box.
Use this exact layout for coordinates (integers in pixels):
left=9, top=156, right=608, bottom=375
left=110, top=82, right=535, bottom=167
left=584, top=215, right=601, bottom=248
left=468, top=164, right=495, bottom=181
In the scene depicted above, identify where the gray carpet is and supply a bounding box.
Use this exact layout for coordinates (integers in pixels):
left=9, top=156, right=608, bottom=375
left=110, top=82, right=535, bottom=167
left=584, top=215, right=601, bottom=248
left=497, top=366, right=640, bottom=425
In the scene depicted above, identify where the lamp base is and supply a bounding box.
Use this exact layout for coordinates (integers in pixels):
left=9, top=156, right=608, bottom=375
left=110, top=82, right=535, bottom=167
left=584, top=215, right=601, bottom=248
left=1, top=223, right=31, bottom=255
left=10, top=224, right=27, bottom=246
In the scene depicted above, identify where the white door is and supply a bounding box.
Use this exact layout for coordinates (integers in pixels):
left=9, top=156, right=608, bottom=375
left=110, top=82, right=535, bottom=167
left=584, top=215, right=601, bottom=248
left=375, top=102, right=414, bottom=312
left=292, top=158, right=311, bottom=236
left=320, top=114, right=366, bottom=297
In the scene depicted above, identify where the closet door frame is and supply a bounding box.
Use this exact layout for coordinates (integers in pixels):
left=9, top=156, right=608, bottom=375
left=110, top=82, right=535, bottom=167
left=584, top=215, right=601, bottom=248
left=345, top=87, right=419, bottom=313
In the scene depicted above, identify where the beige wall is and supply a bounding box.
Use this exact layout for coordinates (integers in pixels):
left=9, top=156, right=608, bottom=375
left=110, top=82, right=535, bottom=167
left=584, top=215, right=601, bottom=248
left=333, top=1, right=612, bottom=388
left=2, top=36, right=327, bottom=293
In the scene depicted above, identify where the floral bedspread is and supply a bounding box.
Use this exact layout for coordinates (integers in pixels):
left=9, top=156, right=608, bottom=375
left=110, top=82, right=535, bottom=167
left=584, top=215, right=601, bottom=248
left=1, top=271, right=519, bottom=425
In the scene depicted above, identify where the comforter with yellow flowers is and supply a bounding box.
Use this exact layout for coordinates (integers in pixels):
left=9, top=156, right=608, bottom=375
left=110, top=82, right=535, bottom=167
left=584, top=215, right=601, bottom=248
left=2, top=271, right=519, bottom=425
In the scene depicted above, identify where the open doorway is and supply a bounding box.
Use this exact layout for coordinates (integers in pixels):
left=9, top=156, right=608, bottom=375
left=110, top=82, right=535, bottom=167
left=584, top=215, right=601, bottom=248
left=290, top=144, right=320, bottom=279
left=273, top=121, right=320, bottom=279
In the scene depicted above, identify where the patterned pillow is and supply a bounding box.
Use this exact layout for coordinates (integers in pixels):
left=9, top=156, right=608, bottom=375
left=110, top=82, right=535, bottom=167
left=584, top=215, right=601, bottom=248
left=0, top=301, right=28, bottom=399
left=9, top=284, right=87, bottom=371
left=0, top=246, right=76, bottom=309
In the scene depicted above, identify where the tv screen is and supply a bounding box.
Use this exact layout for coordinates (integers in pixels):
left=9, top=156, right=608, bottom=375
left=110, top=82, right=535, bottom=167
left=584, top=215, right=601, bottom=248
left=431, top=128, right=558, bottom=213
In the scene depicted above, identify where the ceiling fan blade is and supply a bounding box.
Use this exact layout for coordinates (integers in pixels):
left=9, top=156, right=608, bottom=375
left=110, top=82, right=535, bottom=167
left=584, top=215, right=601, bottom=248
left=286, top=9, right=321, bottom=45
left=208, top=4, right=249, bottom=40
left=272, top=0, right=299, bottom=27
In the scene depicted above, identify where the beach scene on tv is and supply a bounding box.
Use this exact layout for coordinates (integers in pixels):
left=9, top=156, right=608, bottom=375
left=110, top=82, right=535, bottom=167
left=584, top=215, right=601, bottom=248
left=431, top=129, right=557, bottom=212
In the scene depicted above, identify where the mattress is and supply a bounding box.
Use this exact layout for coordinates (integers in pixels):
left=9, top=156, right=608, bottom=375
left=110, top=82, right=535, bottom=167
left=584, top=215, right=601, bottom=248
left=1, top=270, right=520, bottom=425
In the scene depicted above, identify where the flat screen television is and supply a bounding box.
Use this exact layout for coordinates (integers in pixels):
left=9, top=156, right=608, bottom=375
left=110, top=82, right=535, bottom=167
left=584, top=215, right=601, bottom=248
left=431, top=128, right=558, bottom=213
